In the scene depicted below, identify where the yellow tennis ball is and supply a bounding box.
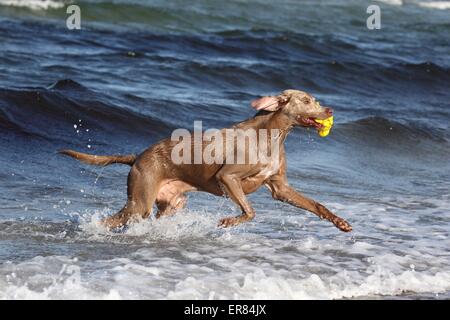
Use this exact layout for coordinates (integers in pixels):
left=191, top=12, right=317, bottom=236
left=314, top=116, right=334, bottom=137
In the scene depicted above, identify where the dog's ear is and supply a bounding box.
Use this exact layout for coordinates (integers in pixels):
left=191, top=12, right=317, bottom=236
left=251, top=94, right=290, bottom=112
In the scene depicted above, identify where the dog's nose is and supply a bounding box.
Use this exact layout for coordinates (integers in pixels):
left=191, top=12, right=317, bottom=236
left=324, top=107, right=333, bottom=116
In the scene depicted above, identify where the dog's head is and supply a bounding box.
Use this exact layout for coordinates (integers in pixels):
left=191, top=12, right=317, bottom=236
left=251, top=89, right=333, bottom=129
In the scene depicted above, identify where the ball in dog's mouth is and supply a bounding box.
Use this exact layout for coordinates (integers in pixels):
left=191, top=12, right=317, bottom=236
left=314, top=116, right=334, bottom=137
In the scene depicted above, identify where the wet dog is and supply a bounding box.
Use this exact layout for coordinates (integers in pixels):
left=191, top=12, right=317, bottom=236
left=60, top=89, right=352, bottom=232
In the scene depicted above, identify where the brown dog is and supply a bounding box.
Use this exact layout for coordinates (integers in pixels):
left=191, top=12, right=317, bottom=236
left=60, top=89, right=352, bottom=232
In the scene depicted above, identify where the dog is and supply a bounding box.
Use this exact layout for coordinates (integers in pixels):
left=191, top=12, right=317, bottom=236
left=59, top=89, right=352, bottom=232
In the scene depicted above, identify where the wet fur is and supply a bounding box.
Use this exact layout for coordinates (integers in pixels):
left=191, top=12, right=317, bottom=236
left=59, top=90, right=352, bottom=232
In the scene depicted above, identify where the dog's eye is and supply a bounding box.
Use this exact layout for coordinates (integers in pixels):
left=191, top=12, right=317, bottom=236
left=302, top=97, right=311, bottom=104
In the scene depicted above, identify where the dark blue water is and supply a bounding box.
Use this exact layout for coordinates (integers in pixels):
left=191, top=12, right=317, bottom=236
left=0, top=0, right=449, bottom=299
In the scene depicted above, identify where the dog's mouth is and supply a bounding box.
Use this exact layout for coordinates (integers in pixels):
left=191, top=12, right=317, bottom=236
left=297, top=108, right=333, bottom=129
left=297, top=117, right=324, bottom=129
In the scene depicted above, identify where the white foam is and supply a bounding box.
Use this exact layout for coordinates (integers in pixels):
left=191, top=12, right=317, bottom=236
left=1, top=193, right=449, bottom=299
left=164, top=265, right=450, bottom=299
left=164, top=237, right=450, bottom=299
left=0, top=257, right=122, bottom=299
left=0, top=0, right=65, bottom=10
left=375, top=0, right=403, bottom=6
left=75, top=207, right=219, bottom=241
left=418, top=1, right=450, bottom=9
left=124, top=210, right=218, bottom=240
left=0, top=243, right=449, bottom=299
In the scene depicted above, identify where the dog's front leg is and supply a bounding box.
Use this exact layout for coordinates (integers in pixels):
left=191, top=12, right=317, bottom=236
left=266, top=178, right=352, bottom=232
left=215, top=169, right=256, bottom=227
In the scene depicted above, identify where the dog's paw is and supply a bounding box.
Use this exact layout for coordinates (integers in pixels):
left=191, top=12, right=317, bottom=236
left=218, top=216, right=241, bottom=228
left=335, top=219, right=352, bottom=232
left=101, top=216, right=126, bottom=231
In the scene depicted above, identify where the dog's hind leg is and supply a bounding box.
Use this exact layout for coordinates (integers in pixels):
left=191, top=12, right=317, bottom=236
left=155, top=180, right=194, bottom=218
left=102, top=165, right=159, bottom=229
left=155, top=193, right=187, bottom=218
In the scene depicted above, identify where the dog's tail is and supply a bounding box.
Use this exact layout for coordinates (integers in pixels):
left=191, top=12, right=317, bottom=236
left=58, top=149, right=137, bottom=166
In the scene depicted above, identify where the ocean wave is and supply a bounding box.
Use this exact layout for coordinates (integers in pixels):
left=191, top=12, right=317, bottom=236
left=0, top=79, right=173, bottom=143
left=418, top=1, right=450, bottom=9
left=0, top=192, right=449, bottom=300
left=375, top=0, right=403, bottom=5
left=3, top=0, right=448, bottom=15
left=387, top=62, right=450, bottom=79
left=168, top=268, right=450, bottom=299
left=1, top=228, right=449, bottom=299
left=0, top=0, right=65, bottom=10
left=1, top=80, right=448, bottom=150
left=334, top=116, right=449, bottom=149
left=138, top=55, right=450, bottom=94
left=1, top=256, right=449, bottom=299
left=345, top=116, right=446, bottom=139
